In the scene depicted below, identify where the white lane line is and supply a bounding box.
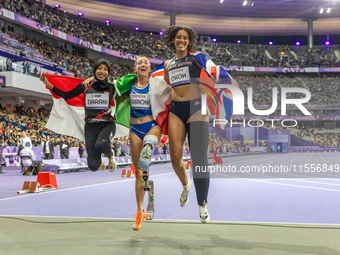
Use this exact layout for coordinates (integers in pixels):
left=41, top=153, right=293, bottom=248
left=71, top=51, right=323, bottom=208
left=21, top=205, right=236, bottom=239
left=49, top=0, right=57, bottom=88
left=323, top=152, right=340, bottom=163
left=304, top=152, right=314, bottom=164
left=225, top=153, right=340, bottom=187
left=226, top=153, right=297, bottom=167
left=280, top=153, right=308, bottom=165
left=318, top=153, right=327, bottom=165
left=311, top=153, right=340, bottom=181
left=0, top=171, right=176, bottom=202
left=215, top=153, right=309, bottom=179
left=1, top=215, right=340, bottom=226
left=242, top=178, right=340, bottom=192
left=3, top=153, right=339, bottom=202
left=225, top=153, right=292, bottom=165
left=219, top=153, right=295, bottom=166
left=271, top=178, right=340, bottom=187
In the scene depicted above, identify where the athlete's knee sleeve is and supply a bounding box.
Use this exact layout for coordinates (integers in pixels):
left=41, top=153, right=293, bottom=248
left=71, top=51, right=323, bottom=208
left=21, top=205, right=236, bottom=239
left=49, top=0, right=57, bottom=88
left=138, top=135, right=158, bottom=170
left=187, top=122, right=209, bottom=167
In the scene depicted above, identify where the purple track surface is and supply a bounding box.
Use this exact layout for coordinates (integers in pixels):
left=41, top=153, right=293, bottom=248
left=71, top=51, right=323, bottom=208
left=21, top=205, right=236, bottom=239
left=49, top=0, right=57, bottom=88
left=1, top=153, right=340, bottom=225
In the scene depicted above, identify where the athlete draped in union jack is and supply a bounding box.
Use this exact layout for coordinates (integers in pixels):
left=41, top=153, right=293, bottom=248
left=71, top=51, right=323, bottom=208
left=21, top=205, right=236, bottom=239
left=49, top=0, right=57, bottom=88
left=158, top=25, right=237, bottom=223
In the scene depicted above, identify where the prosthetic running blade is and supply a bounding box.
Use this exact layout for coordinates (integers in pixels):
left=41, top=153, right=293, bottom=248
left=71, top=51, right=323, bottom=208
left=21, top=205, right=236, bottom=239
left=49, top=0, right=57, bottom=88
left=146, top=180, right=154, bottom=220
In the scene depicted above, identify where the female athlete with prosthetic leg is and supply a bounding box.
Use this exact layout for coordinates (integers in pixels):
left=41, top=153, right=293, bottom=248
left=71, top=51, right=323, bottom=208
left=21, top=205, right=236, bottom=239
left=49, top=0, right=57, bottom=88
left=162, top=26, right=235, bottom=223
left=129, top=57, right=162, bottom=231
left=40, top=59, right=117, bottom=172
left=83, top=56, right=171, bottom=231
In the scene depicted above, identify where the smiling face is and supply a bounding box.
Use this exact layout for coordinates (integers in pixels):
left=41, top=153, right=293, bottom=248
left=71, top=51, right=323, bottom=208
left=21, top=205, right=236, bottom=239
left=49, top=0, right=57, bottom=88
left=95, top=63, right=109, bottom=81
left=134, top=57, right=151, bottom=78
left=173, top=30, right=189, bottom=52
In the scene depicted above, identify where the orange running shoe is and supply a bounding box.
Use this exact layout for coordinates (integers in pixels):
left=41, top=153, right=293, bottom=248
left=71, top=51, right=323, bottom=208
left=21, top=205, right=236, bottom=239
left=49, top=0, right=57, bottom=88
left=133, top=210, right=147, bottom=231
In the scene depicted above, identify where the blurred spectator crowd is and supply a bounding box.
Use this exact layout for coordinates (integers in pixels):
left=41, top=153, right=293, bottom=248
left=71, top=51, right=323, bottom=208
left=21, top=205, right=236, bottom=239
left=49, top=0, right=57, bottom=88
left=0, top=104, right=84, bottom=150
left=1, top=0, right=168, bottom=60
left=1, top=0, right=340, bottom=71
left=1, top=0, right=340, bottom=153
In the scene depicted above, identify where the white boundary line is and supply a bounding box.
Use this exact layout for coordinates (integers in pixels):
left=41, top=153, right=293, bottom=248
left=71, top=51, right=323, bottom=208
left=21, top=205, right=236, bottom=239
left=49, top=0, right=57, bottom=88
left=0, top=214, right=339, bottom=227
left=3, top=153, right=340, bottom=203
left=0, top=171, right=176, bottom=202
left=241, top=178, right=340, bottom=192
left=272, top=178, right=340, bottom=187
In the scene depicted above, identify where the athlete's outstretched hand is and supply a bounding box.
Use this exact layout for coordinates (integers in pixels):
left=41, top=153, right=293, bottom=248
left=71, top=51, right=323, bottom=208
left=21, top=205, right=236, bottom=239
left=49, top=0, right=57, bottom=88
left=40, top=74, right=53, bottom=89
left=82, top=77, right=94, bottom=88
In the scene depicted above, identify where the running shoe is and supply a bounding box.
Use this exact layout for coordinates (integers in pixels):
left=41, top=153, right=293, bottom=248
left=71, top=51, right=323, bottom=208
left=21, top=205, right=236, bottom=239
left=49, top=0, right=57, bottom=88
left=108, top=150, right=117, bottom=172
left=199, top=202, right=210, bottom=223
left=99, top=158, right=106, bottom=170
left=133, top=210, right=147, bottom=231
left=180, top=180, right=192, bottom=207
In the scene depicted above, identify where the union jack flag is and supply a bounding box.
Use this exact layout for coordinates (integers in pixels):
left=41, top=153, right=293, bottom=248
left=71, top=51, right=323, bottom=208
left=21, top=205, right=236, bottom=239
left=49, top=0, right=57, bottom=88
left=151, top=51, right=238, bottom=130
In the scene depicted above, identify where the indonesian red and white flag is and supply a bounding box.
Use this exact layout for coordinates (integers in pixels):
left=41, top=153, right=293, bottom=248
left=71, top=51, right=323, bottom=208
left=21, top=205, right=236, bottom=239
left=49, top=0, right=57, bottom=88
left=44, top=74, right=86, bottom=141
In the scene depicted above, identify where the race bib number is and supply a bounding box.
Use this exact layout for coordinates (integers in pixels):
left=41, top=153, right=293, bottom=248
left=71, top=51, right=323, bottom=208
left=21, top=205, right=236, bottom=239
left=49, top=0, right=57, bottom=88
left=169, top=66, right=190, bottom=86
left=85, top=93, right=110, bottom=110
left=130, top=93, right=150, bottom=110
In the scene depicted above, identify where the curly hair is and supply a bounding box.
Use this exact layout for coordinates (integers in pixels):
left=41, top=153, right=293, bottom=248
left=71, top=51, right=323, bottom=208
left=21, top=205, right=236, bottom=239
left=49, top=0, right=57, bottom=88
left=162, top=26, right=198, bottom=51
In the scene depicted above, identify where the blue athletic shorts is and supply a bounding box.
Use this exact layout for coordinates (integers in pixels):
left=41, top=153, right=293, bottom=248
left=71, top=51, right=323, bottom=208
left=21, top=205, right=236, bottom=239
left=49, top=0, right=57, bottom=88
left=130, top=120, right=158, bottom=140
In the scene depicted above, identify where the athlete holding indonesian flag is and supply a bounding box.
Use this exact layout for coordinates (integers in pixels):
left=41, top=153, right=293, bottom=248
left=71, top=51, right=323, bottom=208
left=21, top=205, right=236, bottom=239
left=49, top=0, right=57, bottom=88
left=41, top=58, right=119, bottom=172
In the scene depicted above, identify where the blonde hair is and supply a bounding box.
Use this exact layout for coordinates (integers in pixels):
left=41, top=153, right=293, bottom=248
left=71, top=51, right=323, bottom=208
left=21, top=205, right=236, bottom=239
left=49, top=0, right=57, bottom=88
left=134, top=56, right=151, bottom=84
left=134, top=56, right=151, bottom=68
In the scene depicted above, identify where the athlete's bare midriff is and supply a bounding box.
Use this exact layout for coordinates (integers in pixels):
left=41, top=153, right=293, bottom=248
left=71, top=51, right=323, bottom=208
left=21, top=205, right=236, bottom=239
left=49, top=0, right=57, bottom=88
left=130, top=115, right=154, bottom=125
left=171, top=84, right=201, bottom=101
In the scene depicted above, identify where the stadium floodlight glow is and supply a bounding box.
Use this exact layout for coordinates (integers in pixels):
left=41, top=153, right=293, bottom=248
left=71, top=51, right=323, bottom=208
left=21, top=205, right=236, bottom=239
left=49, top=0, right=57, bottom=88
left=237, top=40, right=241, bottom=43
left=327, top=8, right=331, bottom=13
left=295, top=41, right=300, bottom=46
left=269, top=41, right=273, bottom=45
left=105, top=20, right=110, bottom=25
left=55, top=4, right=60, bottom=8
left=159, top=31, right=164, bottom=36
left=325, top=41, right=330, bottom=45
left=212, top=38, right=217, bottom=42
left=78, top=12, right=84, bottom=17
left=135, top=27, right=140, bottom=31
left=320, top=8, right=324, bottom=13
left=243, top=1, right=248, bottom=6
left=220, top=0, right=224, bottom=3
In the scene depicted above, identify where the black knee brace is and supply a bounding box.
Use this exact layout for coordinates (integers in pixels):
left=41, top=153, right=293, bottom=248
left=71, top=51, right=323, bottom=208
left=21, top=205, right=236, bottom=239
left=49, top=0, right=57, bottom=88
left=187, top=121, right=210, bottom=206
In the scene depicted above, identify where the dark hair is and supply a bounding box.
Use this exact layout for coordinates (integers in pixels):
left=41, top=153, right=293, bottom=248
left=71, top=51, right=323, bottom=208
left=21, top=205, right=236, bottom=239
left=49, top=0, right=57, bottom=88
left=162, top=26, right=198, bottom=51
